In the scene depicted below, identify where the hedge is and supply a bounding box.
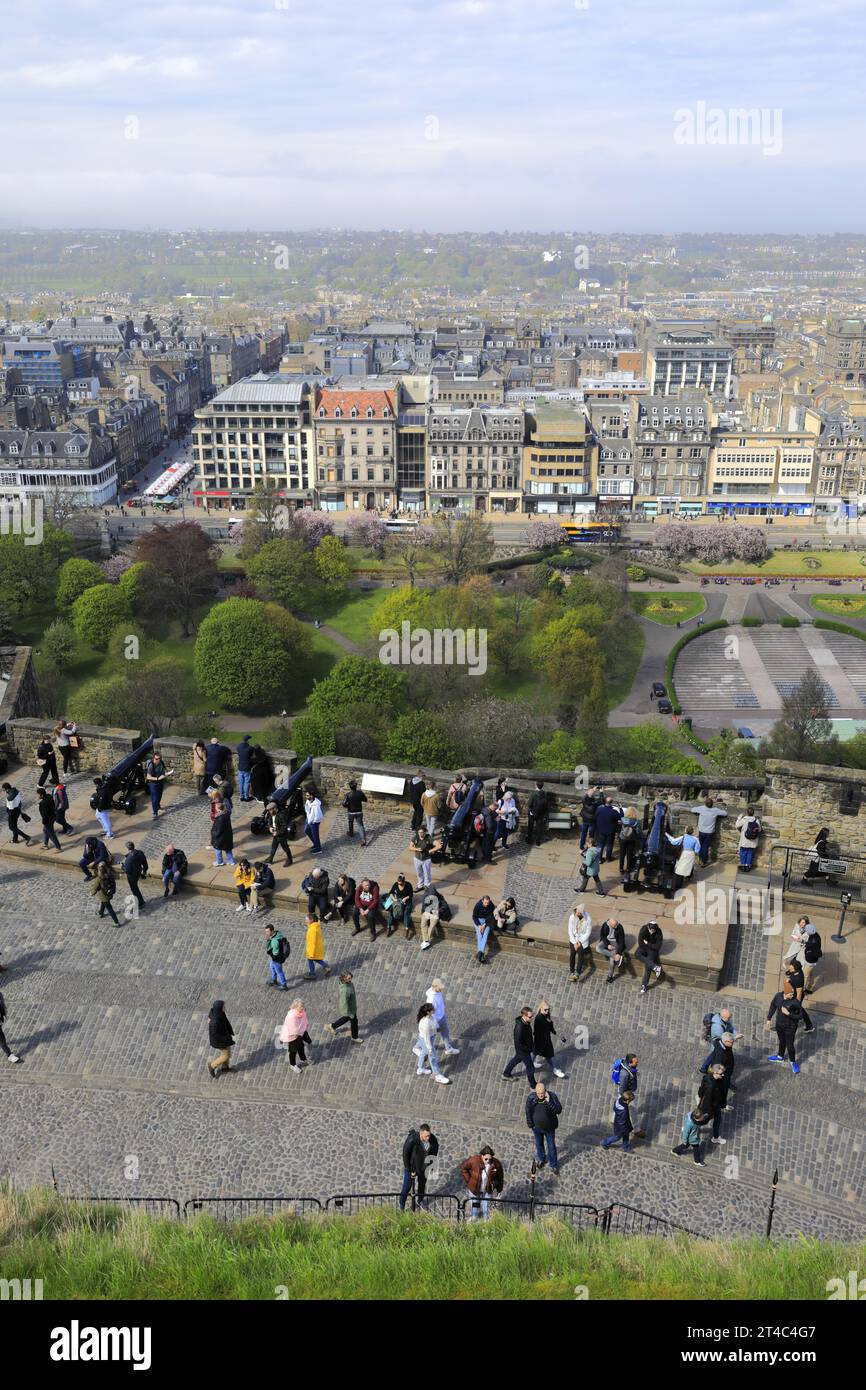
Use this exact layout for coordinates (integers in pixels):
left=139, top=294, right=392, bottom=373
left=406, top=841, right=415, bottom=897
left=486, top=549, right=549, bottom=572
left=677, top=722, right=710, bottom=754
left=639, top=564, right=681, bottom=585
left=813, top=618, right=866, bottom=640
left=664, top=619, right=729, bottom=715
left=780, top=616, right=801, bottom=628
left=741, top=616, right=763, bottom=627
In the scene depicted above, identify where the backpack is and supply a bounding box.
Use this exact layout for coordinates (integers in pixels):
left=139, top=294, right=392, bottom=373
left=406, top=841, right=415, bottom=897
left=473, top=813, right=485, bottom=835
left=610, top=1057, right=626, bottom=1086
left=620, top=821, right=635, bottom=841
left=746, top=819, right=761, bottom=839
left=804, top=932, right=822, bottom=963
left=103, top=875, right=116, bottom=899
left=436, top=891, right=452, bottom=923
left=402, top=1129, right=419, bottom=1169
left=276, top=935, right=291, bottom=963
left=505, top=809, right=518, bottom=831
left=701, top=1012, right=716, bottom=1042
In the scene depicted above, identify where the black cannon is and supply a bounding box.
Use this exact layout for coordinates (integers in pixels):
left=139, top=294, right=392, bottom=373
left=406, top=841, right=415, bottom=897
left=444, top=776, right=484, bottom=863
left=250, top=757, right=314, bottom=834
left=639, top=800, right=677, bottom=895
left=89, top=735, right=155, bottom=816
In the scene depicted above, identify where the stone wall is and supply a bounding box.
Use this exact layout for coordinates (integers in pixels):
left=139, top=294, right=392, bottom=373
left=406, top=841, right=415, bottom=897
left=0, top=648, right=42, bottom=724
left=762, top=759, right=866, bottom=858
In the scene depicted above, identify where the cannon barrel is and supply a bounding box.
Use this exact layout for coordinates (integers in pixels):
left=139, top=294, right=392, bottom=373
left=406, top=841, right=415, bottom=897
left=270, top=756, right=314, bottom=808
left=448, top=777, right=484, bottom=834
left=104, top=734, right=155, bottom=786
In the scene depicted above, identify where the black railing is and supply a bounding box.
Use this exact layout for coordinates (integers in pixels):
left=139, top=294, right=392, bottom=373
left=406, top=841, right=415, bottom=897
left=59, top=1195, right=182, bottom=1220
left=600, top=1203, right=703, bottom=1239
left=768, top=841, right=866, bottom=904
left=325, top=1192, right=462, bottom=1220
left=184, top=1197, right=322, bottom=1221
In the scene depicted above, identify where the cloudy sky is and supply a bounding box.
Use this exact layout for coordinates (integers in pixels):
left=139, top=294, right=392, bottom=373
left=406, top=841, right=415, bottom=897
left=1, top=0, right=863, bottom=232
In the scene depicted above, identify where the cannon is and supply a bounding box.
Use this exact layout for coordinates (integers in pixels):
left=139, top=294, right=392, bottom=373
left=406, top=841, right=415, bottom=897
left=250, top=757, right=314, bottom=835
left=89, top=735, right=155, bottom=816
left=639, top=800, right=677, bottom=895
left=444, top=776, right=484, bottom=863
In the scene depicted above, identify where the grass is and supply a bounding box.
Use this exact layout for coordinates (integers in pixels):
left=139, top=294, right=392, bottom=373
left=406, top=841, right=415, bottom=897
left=686, top=549, right=866, bottom=576
left=0, top=1192, right=861, bottom=1300
left=604, top=614, right=645, bottom=708
left=317, top=589, right=387, bottom=646
left=811, top=594, right=866, bottom=618
left=632, top=591, right=706, bottom=626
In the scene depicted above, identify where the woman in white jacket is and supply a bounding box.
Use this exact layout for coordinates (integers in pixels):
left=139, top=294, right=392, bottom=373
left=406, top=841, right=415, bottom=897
left=414, top=1003, right=450, bottom=1085
left=568, top=906, right=592, bottom=981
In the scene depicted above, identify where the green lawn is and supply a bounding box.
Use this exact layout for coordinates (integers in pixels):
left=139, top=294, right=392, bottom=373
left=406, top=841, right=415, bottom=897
left=318, top=589, right=388, bottom=646
left=632, top=591, right=706, bottom=625
left=811, top=594, right=866, bottom=618
left=604, top=614, right=645, bottom=707
left=687, top=549, right=866, bottom=576
left=0, top=1192, right=861, bottom=1300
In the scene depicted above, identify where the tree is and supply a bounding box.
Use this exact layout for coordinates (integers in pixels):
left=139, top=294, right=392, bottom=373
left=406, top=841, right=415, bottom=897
left=56, top=557, right=105, bottom=609
left=344, top=511, right=388, bottom=555
left=525, top=517, right=565, bottom=551
left=761, top=669, right=840, bottom=762
left=193, top=598, right=312, bottom=708
left=71, top=583, right=133, bottom=650
left=69, top=672, right=128, bottom=726
left=371, top=585, right=438, bottom=640
left=393, top=524, right=437, bottom=587
left=442, top=695, right=546, bottom=767
left=286, top=509, right=335, bottom=551
left=100, top=554, right=133, bottom=583
left=118, top=560, right=171, bottom=625
left=313, top=535, right=352, bottom=594
left=382, top=711, right=460, bottom=766
left=134, top=521, right=218, bottom=636
left=530, top=612, right=604, bottom=701
left=429, top=513, right=495, bottom=585
left=246, top=538, right=311, bottom=612
left=534, top=729, right=589, bottom=770
left=41, top=617, right=77, bottom=670
left=46, top=485, right=80, bottom=530
left=238, top=482, right=287, bottom=559
left=307, top=655, right=407, bottom=721
left=704, top=730, right=762, bottom=776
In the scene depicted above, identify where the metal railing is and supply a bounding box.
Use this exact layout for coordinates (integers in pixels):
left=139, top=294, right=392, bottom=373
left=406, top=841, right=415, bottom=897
left=767, top=841, right=866, bottom=903
left=59, top=1195, right=182, bottom=1220
left=184, top=1196, right=322, bottom=1221
left=325, top=1192, right=463, bottom=1221
left=601, top=1204, right=703, bottom=1239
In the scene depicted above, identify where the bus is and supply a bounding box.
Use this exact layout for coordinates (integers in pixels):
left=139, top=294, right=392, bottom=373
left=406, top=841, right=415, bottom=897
left=560, top=519, right=621, bottom=543
left=384, top=517, right=419, bottom=534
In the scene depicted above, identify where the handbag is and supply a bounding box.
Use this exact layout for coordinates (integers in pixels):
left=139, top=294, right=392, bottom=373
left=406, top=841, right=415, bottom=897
left=69, top=734, right=82, bottom=750
left=381, top=895, right=394, bottom=911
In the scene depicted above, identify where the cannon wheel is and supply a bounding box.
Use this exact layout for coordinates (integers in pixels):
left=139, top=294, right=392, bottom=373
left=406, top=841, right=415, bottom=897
left=124, top=796, right=137, bottom=815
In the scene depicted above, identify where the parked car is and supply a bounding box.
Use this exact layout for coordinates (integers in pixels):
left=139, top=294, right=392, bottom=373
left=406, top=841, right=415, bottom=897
left=829, top=578, right=843, bottom=586
left=658, top=698, right=673, bottom=714
left=651, top=682, right=667, bottom=698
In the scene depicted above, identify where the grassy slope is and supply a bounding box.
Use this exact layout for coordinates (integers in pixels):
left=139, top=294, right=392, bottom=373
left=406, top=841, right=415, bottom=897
left=0, top=1196, right=860, bottom=1301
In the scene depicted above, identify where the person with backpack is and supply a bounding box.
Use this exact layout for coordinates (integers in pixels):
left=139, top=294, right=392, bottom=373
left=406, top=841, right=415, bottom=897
left=0, top=992, right=22, bottom=1063
left=526, top=780, right=549, bottom=847
left=342, top=780, right=368, bottom=846
left=533, top=1000, right=566, bottom=1079
left=472, top=894, right=496, bottom=965
left=35, top=787, right=62, bottom=852
left=801, top=923, right=823, bottom=995
left=461, top=1145, right=504, bottom=1221
left=407, top=772, right=426, bottom=832
left=698, top=1062, right=729, bottom=1146
left=578, top=787, right=603, bottom=850
left=409, top=826, right=433, bottom=890
left=161, top=844, right=187, bottom=897
left=568, top=905, right=592, bottom=981
left=122, top=841, right=149, bottom=912
left=265, top=925, right=290, bottom=989
left=352, top=878, right=381, bottom=939
left=526, top=1081, right=562, bottom=1173
left=265, top=800, right=293, bottom=867
left=618, top=806, right=642, bottom=887
left=399, top=1124, right=439, bottom=1210
left=594, top=797, right=622, bottom=863
left=576, top=838, right=606, bottom=897
left=52, top=781, right=74, bottom=834
left=735, top=807, right=762, bottom=872
left=612, top=1052, right=638, bottom=1097
left=325, top=971, right=363, bottom=1043
left=2, top=782, right=32, bottom=845
left=671, top=1108, right=709, bottom=1167
left=207, top=999, right=235, bottom=1078
left=783, top=915, right=813, bottom=963
left=445, top=776, right=466, bottom=814
left=91, top=861, right=120, bottom=926
left=601, top=1089, right=635, bottom=1154
left=502, top=1006, right=537, bottom=1085
left=302, top=866, right=330, bottom=921
left=635, top=919, right=663, bottom=995
left=765, top=983, right=804, bottom=1074
left=235, top=735, right=254, bottom=802
left=598, top=917, right=626, bottom=983
left=333, top=873, right=357, bottom=924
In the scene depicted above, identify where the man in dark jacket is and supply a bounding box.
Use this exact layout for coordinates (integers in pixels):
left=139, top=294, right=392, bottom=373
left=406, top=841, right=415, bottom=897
left=399, top=1124, right=439, bottom=1210
left=80, top=835, right=110, bottom=881
left=602, top=1090, right=635, bottom=1154
left=343, top=780, right=368, bottom=846
left=122, top=841, right=149, bottom=911
left=699, top=1032, right=736, bottom=1105
left=207, top=1000, right=235, bottom=1078
left=236, top=735, right=254, bottom=802
left=36, top=736, right=59, bottom=788
left=36, top=787, right=62, bottom=851
left=161, top=844, right=188, bottom=896
left=502, top=1006, right=537, bottom=1086
left=461, top=1145, right=505, bottom=1220
left=598, top=917, right=626, bottom=984
left=407, top=772, right=426, bottom=832
left=766, top=988, right=803, bottom=1075
left=594, top=797, right=622, bottom=862
left=265, top=800, right=293, bottom=866
left=526, top=781, right=549, bottom=847
left=480, top=800, right=498, bottom=863
left=579, top=788, right=603, bottom=849
left=526, top=1082, right=562, bottom=1172
left=302, top=867, right=330, bottom=920
left=635, top=920, right=663, bottom=995
left=205, top=737, right=230, bottom=784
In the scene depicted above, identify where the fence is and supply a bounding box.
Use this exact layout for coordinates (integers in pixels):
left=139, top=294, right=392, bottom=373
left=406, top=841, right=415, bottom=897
left=768, top=841, right=866, bottom=907
left=183, top=1197, right=323, bottom=1221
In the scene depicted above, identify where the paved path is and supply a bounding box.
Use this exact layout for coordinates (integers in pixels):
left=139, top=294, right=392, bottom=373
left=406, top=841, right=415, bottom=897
left=0, top=862, right=863, bottom=1241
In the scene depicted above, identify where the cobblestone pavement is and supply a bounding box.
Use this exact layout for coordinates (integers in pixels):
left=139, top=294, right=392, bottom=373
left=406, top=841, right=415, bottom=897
left=0, top=862, right=864, bottom=1241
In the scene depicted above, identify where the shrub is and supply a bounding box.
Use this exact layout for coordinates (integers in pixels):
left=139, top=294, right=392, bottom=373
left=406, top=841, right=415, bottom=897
left=741, top=617, right=763, bottom=627
left=71, top=583, right=133, bottom=650
left=193, top=598, right=312, bottom=708
left=626, top=565, right=646, bottom=581
left=382, top=711, right=460, bottom=766
left=40, top=617, right=76, bottom=671
left=780, top=616, right=801, bottom=628
left=56, top=557, right=105, bottom=609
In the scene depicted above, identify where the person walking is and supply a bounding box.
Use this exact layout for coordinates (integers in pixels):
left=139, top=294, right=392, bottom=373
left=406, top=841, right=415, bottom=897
left=211, top=802, right=235, bottom=867
left=0, top=992, right=22, bottom=1063
left=52, top=781, right=74, bottom=834
left=601, top=1090, right=635, bottom=1154
left=576, top=838, right=606, bottom=896
left=35, top=788, right=62, bottom=852
left=278, top=999, right=313, bottom=1074
left=2, top=782, right=32, bottom=845
left=35, top=734, right=59, bottom=788
left=265, top=924, right=290, bottom=990
left=533, top=1000, right=566, bottom=1079
left=161, top=843, right=187, bottom=897
left=472, top=894, right=496, bottom=964
left=419, top=888, right=441, bottom=950
left=598, top=917, right=626, bottom=983
left=145, top=750, right=170, bottom=819
left=526, top=780, right=549, bottom=847
left=325, top=970, right=363, bottom=1043
left=801, top=923, right=823, bottom=995
left=426, top=979, right=460, bottom=1057
left=783, top=916, right=813, bottom=964
left=526, top=1081, right=562, bottom=1173
left=765, top=984, right=803, bottom=1075
left=399, top=1124, right=439, bottom=1211
left=303, top=789, right=324, bottom=853
left=594, top=797, right=622, bottom=863
left=192, top=739, right=208, bottom=796
left=91, top=861, right=121, bottom=926
left=502, top=1006, right=537, bottom=1085
left=690, top=795, right=728, bottom=867
left=421, top=781, right=441, bottom=836
left=735, top=807, right=762, bottom=872
left=671, top=1108, right=709, bottom=1167
left=265, top=799, right=293, bottom=866
left=568, top=905, right=592, bottom=981
left=352, top=878, right=381, bottom=939
left=407, top=771, right=425, bottom=831
left=122, top=841, right=149, bottom=912
left=207, top=1000, right=235, bottom=1078
left=342, top=780, right=368, bottom=846
left=461, top=1146, right=504, bottom=1221
left=236, top=735, right=254, bottom=802
left=635, top=919, right=664, bottom=995
left=409, top=826, right=433, bottom=890
left=699, top=1032, right=737, bottom=1107
left=698, top=1062, right=729, bottom=1146
left=414, top=1003, right=451, bottom=1084
left=304, top=914, right=331, bottom=979
left=234, top=858, right=255, bottom=914
left=92, top=777, right=114, bottom=839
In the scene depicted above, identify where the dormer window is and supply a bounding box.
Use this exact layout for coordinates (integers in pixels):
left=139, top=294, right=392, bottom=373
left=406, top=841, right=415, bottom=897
left=319, top=407, right=325, bottom=417
left=350, top=406, right=358, bottom=418
left=334, top=407, right=342, bottom=417
left=366, top=406, right=374, bottom=418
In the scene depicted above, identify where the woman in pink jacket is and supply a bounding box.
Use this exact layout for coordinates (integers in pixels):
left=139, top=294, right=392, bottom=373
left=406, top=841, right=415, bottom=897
left=279, top=999, right=313, bottom=1073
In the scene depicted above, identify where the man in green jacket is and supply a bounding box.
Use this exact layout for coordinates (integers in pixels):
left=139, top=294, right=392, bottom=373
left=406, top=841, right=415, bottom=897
left=325, top=971, right=363, bottom=1043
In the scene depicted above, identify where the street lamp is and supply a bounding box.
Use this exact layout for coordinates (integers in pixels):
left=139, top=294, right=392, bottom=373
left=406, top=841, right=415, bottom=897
left=832, top=890, right=853, bottom=945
